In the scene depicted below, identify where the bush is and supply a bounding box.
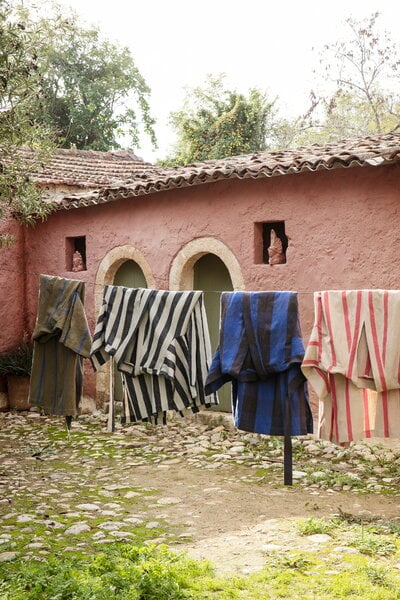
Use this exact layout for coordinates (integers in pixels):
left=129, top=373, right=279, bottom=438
left=0, top=343, right=33, bottom=377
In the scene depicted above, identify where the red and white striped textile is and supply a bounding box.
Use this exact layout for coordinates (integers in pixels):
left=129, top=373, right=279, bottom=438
left=302, top=290, right=400, bottom=444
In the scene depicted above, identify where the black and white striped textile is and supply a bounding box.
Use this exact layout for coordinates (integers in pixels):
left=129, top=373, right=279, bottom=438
left=91, top=286, right=218, bottom=423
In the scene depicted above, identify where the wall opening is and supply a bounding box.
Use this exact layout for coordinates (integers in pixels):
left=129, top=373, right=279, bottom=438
left=254, top=221, right=288, bottom=264
left=66, top=236, right=87, bottom=271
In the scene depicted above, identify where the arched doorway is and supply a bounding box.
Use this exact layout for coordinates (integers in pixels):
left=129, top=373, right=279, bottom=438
left=169, top=237, right=244, bottom=413
left=193, top=254, right=233, bottom=412
left=113, top=260, right=148, bottom=401
left=94, top=245, right=156, bottom=404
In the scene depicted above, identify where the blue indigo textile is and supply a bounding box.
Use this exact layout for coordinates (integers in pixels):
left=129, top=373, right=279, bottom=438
left=205, top=291, right=313, bottom=436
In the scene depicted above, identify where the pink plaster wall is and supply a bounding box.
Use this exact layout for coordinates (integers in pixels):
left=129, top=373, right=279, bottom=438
left=0, top=220, right=26, bottom=352
left=16, top=162, right=400, bottom=400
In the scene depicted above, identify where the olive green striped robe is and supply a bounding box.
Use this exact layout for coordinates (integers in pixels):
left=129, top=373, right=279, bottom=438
left=29, top=275, right=92, bottom=416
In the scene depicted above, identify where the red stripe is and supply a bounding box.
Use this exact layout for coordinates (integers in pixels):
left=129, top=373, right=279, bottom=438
left=363, top=388, right=371, bottom=438
left=382, top=390, right=389, bottom=437
left=308, top=341, right=320, bottom=346
left=368, top=291, right=387, bottom=390
left=341, top=291, right=352, bottom=350
left=315, top=367, right=330, bottom=391
left=345, top=378, right=353, bottom=441
left=316, top=293, right=323, bottom=364
left=329, top=374, right=339, bottom=443
left=382, top=290, right=389, bottom=365
left=302, top=363, right=330, bottom=390
left=347, top=291, right=362, bottom=380
left=323, top=292, right=337, bottom=367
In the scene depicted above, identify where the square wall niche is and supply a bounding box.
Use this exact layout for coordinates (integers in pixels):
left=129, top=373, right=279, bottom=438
left=66, top=236, right=87, bottom=271
left=254, top=221, right=288, bottom=264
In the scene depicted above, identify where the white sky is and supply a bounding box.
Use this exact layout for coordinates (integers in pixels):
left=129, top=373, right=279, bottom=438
left=53, top=0, right=400, bottom=162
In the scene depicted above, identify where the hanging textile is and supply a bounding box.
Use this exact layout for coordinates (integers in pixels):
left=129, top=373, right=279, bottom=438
left=302, top=290, right=400, bottom=444
left=204, top=291, right=312, bottom=436
left=29, top=275, right=92, bottom=417
left=91, top=286, right=217, bottom=423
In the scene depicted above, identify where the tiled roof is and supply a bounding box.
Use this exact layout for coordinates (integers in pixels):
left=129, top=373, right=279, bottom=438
left=41, top=132, right=400, bottom=210
left=25, top=147, right=159, bottom=187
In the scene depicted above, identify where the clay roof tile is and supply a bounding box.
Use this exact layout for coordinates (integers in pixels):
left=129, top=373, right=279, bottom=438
left=23, top=131, right=400, bottom=210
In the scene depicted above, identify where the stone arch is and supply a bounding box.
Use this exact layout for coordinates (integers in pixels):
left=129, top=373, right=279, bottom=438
left=169, top=237, right=245, bottom=291
left=94, top=245, right=156, bottom=316
left=94, top=245, right=156, bottom=404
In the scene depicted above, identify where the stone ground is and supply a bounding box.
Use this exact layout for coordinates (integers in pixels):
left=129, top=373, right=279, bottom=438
left=1, top=409, right=400, bottom=575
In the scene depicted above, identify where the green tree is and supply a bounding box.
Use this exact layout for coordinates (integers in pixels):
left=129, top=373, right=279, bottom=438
left=163, top=75, right=277, bottom=165
left=24, top=2, right=157, bottom=151
left=0, top=0, right=55, bottom=247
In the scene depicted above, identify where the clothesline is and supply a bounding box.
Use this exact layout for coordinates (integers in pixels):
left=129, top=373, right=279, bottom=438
left=0, top=267, right=321, bottom=292
left=2, top=267, right=393, bottom=295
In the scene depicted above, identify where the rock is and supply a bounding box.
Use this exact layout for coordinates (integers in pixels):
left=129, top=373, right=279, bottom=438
left=109, top=531, right=133, bottom=538
left=307, top=534, right=331, bottom=543
left=332, top=546, right=359, bottom=554
left=229, top=445, right=245, bottom=454
left=97, top=521, right=126, bottom=531
left=125, top=517, right=143, bottom=525
left=146, top=522, right=160, bottom=529
left=124, top=491, right=141, bottom=499
left=76, top=503, right=101, bottom=512
left=64, top=523, right=91, bottom=535
left=0, top=552, right=18, bottom=562
left=311, top=471, right=327, bottom=481
left=305, top=443, right=321, bottom=454
left=156, top=497, right=181, bottom=505
left=292, top=471, right=307, bottom=479
left=262, top=543, right=282, bottom=552
left=17, top=514, right=35, bottom=523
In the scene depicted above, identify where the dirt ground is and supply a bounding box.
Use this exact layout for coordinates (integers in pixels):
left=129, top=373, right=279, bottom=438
left=138, top=462, right=400, bottom=574
left=1, top=412, right=400, bottom=576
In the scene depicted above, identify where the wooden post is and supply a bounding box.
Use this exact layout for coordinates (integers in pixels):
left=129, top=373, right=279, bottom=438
left=107, top=357, right=115, bottom=433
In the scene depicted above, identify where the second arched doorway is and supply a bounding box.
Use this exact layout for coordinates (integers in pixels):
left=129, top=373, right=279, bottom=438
left=193, top=253, right=233, bottom=411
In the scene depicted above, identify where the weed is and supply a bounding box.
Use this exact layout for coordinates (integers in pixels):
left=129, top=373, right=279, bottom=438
left=347, top=529, right=396, bottom=557
left=364, top=566, right=391, bottom=587
left=298, top=517, right=339, bottom=536
left=268, top=552, right=313, bottom=572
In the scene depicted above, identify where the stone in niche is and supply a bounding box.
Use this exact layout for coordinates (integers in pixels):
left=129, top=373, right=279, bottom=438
left=72, top=250, right=86, bottom=272
left=268, top=229, right=285, bottom=265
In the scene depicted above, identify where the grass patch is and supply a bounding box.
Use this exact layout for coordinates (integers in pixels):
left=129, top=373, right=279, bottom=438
left=2, top=543, right=400, bottom=599
left=0, top=544, right=212, bottom=599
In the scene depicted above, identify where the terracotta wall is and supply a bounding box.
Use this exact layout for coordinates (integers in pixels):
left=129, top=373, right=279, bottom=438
left=0, top=220, right=26, bottom=352
left=16, top=162, right=400, bottom=400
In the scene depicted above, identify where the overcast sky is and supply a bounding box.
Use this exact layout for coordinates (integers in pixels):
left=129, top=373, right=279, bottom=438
left=54, top=0, right=400, bottom=162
